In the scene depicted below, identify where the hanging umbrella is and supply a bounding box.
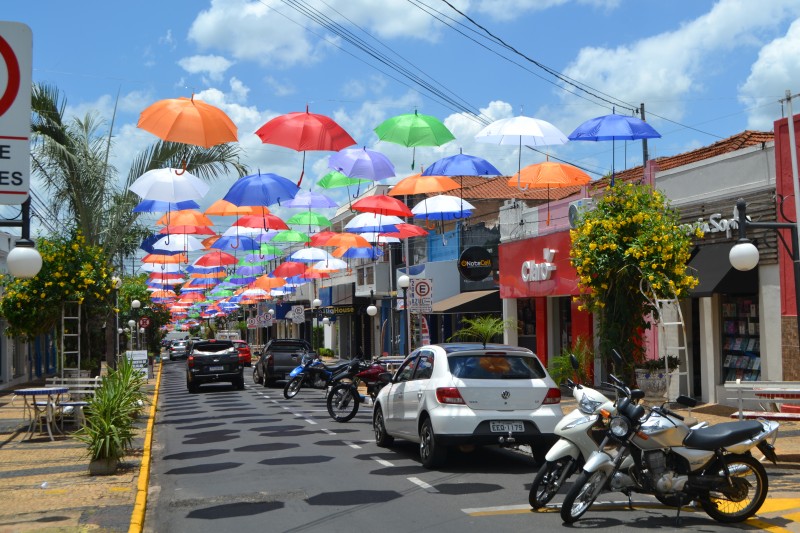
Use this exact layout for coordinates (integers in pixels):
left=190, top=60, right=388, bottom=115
left=205, top=199, right=271, bottom=217
left=254, top=105, right=357, bottom=186
left=137, top=95, right=238, bottom=148
left=289, top=247, right=333, bottom=263
left=159, top=225, right=215, bottom=236
left=273, top=261, right=307, bottom=278
left=358, top=232, right=400, bottom=244
left=411, top=195, right=475, bottom=221
left=379, top=223, right=429, bottom=239
left=283, top=189, right=339, bottom=209
left=286, top=211, right=332, bottom=228
left=344, top=213, right=403, bottom=233
left=422, top=151, right=502, bottom=177
left=151, top=234, right=205, bottom=253
left=140, top=262, right=183, bottom=273
left=475, top=115, right=569, bottom=187
left=130, top=168, right=210, bottom=203
left=568, top=113, right=661, bottom=186
left=134, top=199, right=199, bottom=213
left=388, top=173, right=461, bottom=197
left=312, top=257, right=348, bottom=271
left=374, top=111, right=455, bottom=169
left=510, top=161, right=592, bottom=225
left=156, top=210, right=213, bottom=227
left=201, top=235, right=221, bottom=249
left=271, top=230, right=310, bottom=244
left=352, top=195, right=413, bottom=217
left=194, top=250, right=238, bottom=267
left=222, top=172, right=300, bottom=207
left=234, top=214, right=290, bottom=231
left=210, top=235, right=260, bottom=251
left=142, top=253, right=186, bottom=264
left=332, top=246, right=383, bottom=259
left=309, top=230, right=339, bottom=246
left=317, top=171, right=370, bottom=189
left=328, top=147, right=396, bottom=181
left=324, top=233, right=372, bottom=249
left=252, top=275, right=287, bottom=290
left=301, top=269, right=330, bottom=280
left=234, top=265, right=265, bottom=276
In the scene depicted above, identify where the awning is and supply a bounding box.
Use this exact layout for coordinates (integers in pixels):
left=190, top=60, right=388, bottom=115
left=688, top=242, right=758, bottom=297
left=431, top=290, right=500, bottom=314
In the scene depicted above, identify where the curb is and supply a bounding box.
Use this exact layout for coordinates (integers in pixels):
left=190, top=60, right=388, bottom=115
left=128, top=361, right=162, bottom=533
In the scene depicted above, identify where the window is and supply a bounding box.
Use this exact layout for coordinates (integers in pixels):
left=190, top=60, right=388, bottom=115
left=414, top=352, right=434, bottom=380
left=448, top=354, right=546, bottom=380
left=395, top=356, right=418, bottom=382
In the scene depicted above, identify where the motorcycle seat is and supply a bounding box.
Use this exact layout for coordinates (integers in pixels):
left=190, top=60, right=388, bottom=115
left=683, top=420, right=763, bottom=450
left=324, top=361, right=351, bottom=373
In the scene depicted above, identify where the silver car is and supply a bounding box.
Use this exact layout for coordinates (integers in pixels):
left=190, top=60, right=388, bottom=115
left=169, top=340, right=189, bottom=360
left=373, top=343, right=562, bottom=468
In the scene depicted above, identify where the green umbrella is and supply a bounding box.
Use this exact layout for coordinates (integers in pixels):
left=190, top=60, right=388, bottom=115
left=374, top=110, right=455, bottom=169
left=317, top=170, right=370, bottom=189
left=286, top=211, right=332, bottom=227
left=271, top=229, right=310, bottom=243
left=260, top=244, right=283, bottom=256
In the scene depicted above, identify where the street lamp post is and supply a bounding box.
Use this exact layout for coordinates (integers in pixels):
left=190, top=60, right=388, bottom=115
left=126, top=321, right=135, bottom=351
left=730, top=197, right=800, bottom=339
left=311, top=298, right=321, bottom=351
left=397, top=275, right=410, bottom=356
left=367, top=293, right=378, bottom=359
left=111, top=276, right=122, bottom=357
left=131, top=299, right=141, bottom=349
left=1, top=198, right=43, bottom=279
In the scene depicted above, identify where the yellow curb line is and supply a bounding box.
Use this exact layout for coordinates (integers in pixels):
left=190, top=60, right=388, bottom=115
left=128, top=361, right=162, bottom=533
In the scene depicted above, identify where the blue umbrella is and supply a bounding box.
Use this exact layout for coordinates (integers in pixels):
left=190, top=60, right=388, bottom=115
left=140, top=234, right=184, bottom=255
left=210, top=235, right=260, bottom=251
left=568, top=113, right=661, bottom=185
left=421, top=152, right=501, bottom=177
left=222, top=172, right=300, bottom=207
left=337, top=246, right=383, bottom=260
left=133, top=199, right=200, bottom=213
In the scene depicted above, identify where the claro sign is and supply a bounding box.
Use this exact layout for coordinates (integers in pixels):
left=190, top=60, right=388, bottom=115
left=521, top=248, right=556, bottom=282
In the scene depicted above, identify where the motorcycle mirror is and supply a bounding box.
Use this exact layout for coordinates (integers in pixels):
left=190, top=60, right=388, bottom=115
left=569, top=354, right=579, bottom=370
left=675, top=395, right=697, bottom=408
left=611, top=348, right=624, bottom=367
left=630, top=389, right=645, bottom=401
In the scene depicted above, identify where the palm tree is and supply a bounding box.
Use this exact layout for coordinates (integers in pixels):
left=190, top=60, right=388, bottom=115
left=29, top=82, right=249, bottom=369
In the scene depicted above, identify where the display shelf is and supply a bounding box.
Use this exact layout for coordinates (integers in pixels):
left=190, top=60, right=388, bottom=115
left=721, top=297, right=760, bottom=383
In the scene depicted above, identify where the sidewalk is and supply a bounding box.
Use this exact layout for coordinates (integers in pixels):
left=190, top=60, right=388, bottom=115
left=0, top=366, right=160, bottom=533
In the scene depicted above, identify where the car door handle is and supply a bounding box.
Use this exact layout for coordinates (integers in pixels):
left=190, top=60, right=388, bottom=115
left=417, top=392, right=423, bottom=399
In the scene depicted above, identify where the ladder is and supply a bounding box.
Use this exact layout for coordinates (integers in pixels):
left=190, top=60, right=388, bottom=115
left=61, top=301, right=82, bottom=378
left=652, top=296, right=690, bottom=402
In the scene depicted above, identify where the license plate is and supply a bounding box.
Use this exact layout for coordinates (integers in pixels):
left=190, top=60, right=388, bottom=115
left=208, top=365, right=224, bottom=372
left=490, top=421, right=525, bottom=433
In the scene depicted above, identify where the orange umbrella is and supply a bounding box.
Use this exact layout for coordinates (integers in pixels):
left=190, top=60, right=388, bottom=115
left=252, top=275, right=287, bottom=290
left=205, top=199, right=271, bottom=217
left=142, top=253, right=187, bottom=264
left=301, top=268, right=331, bottom=279
left=150, top=289, right=177, bottom=299
left=159, top=225, right=216, bottom=235
left=388, top=173, right=461, bottom=196
left=137, top=96, right=237, bottom=148
left=190, top=270, right=227, bottom=279
left=156, top=210, right=213, bottom=226
left=324, top=232, right=372, bottom=248
left=309, top=230, right=338, bottom=246
left=202, top=235, right=221, bottom=248
left=510, top=161, right=591, bottom=225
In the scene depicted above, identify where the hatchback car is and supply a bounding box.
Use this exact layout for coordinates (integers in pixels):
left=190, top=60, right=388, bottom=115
left=169, top=340, right=189, bottom=360
left=232, top=339, right=252, bottom=366
left=373, top=343, right=561, bottom=468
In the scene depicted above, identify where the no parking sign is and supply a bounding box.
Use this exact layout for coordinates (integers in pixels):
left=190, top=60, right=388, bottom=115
left=0, top=22, right=32, bottom=205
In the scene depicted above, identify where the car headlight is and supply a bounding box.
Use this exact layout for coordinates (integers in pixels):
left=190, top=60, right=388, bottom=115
left=578, top=394, right=604, bottom=415
left=609, top=416, right=630, bottom=438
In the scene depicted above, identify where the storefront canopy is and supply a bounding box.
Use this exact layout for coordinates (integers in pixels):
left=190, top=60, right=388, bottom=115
left=431, top=290, right=500, bottom=314
left=688, top=242, right=758, bottom=297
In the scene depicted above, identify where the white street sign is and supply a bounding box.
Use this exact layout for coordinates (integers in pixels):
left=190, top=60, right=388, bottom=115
left=291, top=305, right=305, bottom=324
left=409, top=278, right=432, bottom=313
left=0, top=22, right=32, bottom=205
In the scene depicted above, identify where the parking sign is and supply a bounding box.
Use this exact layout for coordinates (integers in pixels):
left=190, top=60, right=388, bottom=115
left=0, top=22, right=32, bottom=204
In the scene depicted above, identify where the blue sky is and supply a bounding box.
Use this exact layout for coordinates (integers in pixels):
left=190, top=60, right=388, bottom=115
left=5, top=0, right=800, bottom=235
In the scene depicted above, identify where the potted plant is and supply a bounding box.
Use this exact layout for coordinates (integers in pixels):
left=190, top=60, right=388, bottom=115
left=548, top=335, right=594, bottom=387
left=634, top=355, right=680, bottom=397
left=75, top=357, right=148, bottom=475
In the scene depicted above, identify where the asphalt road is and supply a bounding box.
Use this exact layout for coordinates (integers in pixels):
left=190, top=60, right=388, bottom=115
left=144, top=360, right=800, bottom=533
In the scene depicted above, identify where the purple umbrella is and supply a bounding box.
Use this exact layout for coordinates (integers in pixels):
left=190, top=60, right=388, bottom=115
left=328, top=147, right=396, bottom=181
left=283, top=189, right=339, bottom=209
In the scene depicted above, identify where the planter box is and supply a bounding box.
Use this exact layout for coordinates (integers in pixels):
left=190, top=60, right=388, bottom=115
left=636, top=368, right=679, bottom=399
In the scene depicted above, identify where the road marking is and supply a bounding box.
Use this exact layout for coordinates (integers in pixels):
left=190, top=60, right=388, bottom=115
left=408, top=477, right=439, bottom=493
left=303, top=418, right=318, bottom=425
left=343, top=440, right=362, bottom=449
left=372, top=457, right=394, bottom=467
left=321, top=428, right=336, bottom=435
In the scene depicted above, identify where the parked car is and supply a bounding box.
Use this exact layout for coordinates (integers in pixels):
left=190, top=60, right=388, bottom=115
left=169, top=340, right=189, bottom=360
left=232, top=339, right=252, bottom=366
left=186, top=339, right=244, bottom=393
left=255, top=338, right=314, bottom=386
left=372, top=343, right=562, bottom=468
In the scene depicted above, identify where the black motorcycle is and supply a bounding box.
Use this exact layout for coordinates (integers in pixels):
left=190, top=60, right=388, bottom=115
left=326, top=359, right=392, bottom=422
left=282, top=353, right=351, bottom=399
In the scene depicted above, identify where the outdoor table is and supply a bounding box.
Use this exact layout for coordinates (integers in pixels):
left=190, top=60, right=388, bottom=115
left=13, top=387, right=69, bottom=441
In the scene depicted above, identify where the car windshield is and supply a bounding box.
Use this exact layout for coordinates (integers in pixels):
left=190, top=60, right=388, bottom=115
left=447, top=354, right=546, bottom=380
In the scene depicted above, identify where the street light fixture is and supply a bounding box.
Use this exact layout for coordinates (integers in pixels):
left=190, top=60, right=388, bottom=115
left=730, top=197, right=800, bottom=337
left=131, top=299, right=141, bottom=350
left=397, top=275, right=410, bottom=355
left=127, top=320, right=136, bottom=351
left=112, top=276, right=122, bottom=357
left=2, top=199, right=43, bottom=279
left=311, top=298, right=322, bottom=351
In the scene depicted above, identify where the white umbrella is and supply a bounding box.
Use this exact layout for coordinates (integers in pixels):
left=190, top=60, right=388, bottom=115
left=312, top=258, right=348, bottom=271
left=289, top=247, right=333, bottom=262
left=411, top=195, right=475, bottom=220
left=151, top=234, right=205, bottom=252
left=129, top=168, right=210, bottom=202
left=344, top=212, right=404, bottom=233
left=222, top=226, right=276, bottom=238
left=359, top=232, right=400, bottom=244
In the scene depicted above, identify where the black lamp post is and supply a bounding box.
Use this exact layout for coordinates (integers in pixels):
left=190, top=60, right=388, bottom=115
left=397, top=275, right=410, bottom=355
left=730, top=197, right=800, bottom=338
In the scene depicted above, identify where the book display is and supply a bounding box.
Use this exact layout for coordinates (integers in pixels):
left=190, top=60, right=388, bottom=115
left=721, top=296, right=761, bottom=382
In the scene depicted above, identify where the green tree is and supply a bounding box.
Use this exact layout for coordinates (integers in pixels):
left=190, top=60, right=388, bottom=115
left=569, top=183, right=700, bottom=380
left=448, top=315, right=513, bottom=347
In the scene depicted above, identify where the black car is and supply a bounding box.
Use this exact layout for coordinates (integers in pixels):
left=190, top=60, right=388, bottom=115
left=186, top=339, right=244, bottom=393
left=252, top=339, right=314, bottom=387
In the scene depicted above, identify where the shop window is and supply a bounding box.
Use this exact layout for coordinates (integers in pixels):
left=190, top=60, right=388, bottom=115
left=721, top=296, right=760, bottom=382
left=517, top=299, right=535, bottom=351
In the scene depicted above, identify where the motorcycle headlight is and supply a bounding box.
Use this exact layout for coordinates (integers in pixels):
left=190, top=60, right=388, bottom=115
left=609, top=416, right=631, bottom=438
left=578, top=394, right=604, bottom=415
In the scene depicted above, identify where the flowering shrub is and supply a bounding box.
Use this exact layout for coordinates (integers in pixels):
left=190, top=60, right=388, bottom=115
left=0, top=233, right=113, bottom=339
left=569, top=183, right=700, bottom=371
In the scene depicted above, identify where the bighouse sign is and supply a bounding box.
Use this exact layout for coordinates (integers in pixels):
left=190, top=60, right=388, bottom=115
left=0, top=21, right=32, bottom=205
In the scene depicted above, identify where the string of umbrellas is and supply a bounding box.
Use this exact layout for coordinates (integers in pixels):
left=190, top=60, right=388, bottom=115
left=133, top=95, right=661, bottom=330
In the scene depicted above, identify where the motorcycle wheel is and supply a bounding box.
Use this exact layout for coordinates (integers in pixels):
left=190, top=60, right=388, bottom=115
left=560, top=469, right=608, bottom=524
left=529, top=458, right=575, bottom=509
left=698, top=454, right=768, bottom=523
left=283, top=377, right=303, bottom=399
left=327, top=384, right=359, bottom=422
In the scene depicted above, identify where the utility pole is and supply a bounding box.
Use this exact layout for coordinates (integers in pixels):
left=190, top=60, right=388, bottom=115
left=640, top=103, right=649, bottom=166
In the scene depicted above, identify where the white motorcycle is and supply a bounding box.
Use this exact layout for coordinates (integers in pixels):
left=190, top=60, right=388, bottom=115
left=560, top=353, right=779, bottom=525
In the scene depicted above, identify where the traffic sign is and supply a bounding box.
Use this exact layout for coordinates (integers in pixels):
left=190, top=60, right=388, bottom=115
left=138, top=317, right=151, bottom=328
left=408, top=278, right=432, bottom=313
left=0, top=22, right=32, bottom=205
left=291, top=305, right=305, bottom=324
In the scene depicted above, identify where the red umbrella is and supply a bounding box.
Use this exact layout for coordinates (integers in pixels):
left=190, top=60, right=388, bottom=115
left=351, top=195, right=412, bottom=217
left=254, top=105, right=357, bottom=186
left=380, top=223, right=429, bottom=239
left=159, top=225, right=216, bottom=235
left=194, top=250, right=238, bottom=267
left=272, top=261, right=307, bottom=278
left=309, top=230, right=339, bottom=246
left=233, top=214, right=289, bottom=231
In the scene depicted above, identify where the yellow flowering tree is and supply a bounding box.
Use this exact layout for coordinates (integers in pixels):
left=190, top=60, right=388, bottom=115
left=569, top=183, right=700, bottom=377
left=0, top=233, right=114, bottom=361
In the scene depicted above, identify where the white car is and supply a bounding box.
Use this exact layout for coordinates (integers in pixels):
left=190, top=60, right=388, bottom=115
left=373, top=343, right=562, bottom=468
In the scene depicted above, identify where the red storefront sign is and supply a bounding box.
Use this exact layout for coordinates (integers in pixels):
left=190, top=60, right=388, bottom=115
left=498, top=230, right=580, bottom=299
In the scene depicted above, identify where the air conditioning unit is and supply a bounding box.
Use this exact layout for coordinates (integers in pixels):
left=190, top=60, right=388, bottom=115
left=568, top=198, right=595, bottom=229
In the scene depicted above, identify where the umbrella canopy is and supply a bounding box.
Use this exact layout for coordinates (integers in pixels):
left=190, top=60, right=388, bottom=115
left=358, top=232, right=400, bottom=244
left=140, top=234, right=184, bottom=255
left=271, top=230, right=310, bottom=244
left=134, top=199, right=200, bottom=213
left=511, top=161, right=591, bottom=224
left=141, top=262, right=183, bottom=273
left=129, top=168, right=210, bottom=203
left=289, top=247, right=333, bottom=262
left=156, top=210, right=213, bottom=227
left=151, top=234, right=205, bottom=252
left=352, top=195, right=413, bottom=217
left=309, top=230, right=339, bottom=246
left=388, top=174, right=460, bottom=197
left=159, top=225, right=215, bottom=236
left=344, top=213, right=403, bottom=233
left=312, top=257, right=348, bottom=271
left=204, top=199, right=271, bottom=217
left=332, top=245, right=383, bottom=259
left=254, top=106, right=356, bottom=186
left=223, top=172, right=299, bottom=207
left=210, top=235, right=260, bottom=251
left=374, top=111, right=455, bottom=169
left=379, top=223, right=429, bottom=239
left=252, top=275, right=287, bottom=290
left=421, top=152, right=502, bottom=177
left=411, top=195, right=475, bottom=220
left=273, top=261, right=307, bottom=278
left=194, top=250, right=238, bottom=267
left=328, top=147, right=396, bottom=181
left=137, top=96, right=238, bottom=148
left=142, top=253, right=186, bottom=264
left=324, top=232, right=372, bottom=248
left=283, top=189, right=339, bottom=209
left=286, top=211, right=332, bottom=227
left=234, top=214, right=290, bottom=231
left=317, top=171, right=370, bottom=189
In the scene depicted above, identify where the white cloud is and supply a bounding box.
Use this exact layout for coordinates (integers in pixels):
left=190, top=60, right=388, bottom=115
left=739, top=19, right=800, bottom=131
left=472, top=0, right=620, bottom=21
left=178, top=55, right=234, bottom=82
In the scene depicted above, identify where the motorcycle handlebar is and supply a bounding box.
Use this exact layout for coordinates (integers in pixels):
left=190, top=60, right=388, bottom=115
left=659, top=407, right=684, bottom=421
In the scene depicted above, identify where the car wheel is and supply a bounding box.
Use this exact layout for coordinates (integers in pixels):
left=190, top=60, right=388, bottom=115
left=187, top=381, right=199, bottom=394
left=373, top=405, right=394, bottom=447
left=419, top=418, right=446, bottom=469
left=253, top=368, right=262, bottom=385
left=234, top=376, right=245, bottom=390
